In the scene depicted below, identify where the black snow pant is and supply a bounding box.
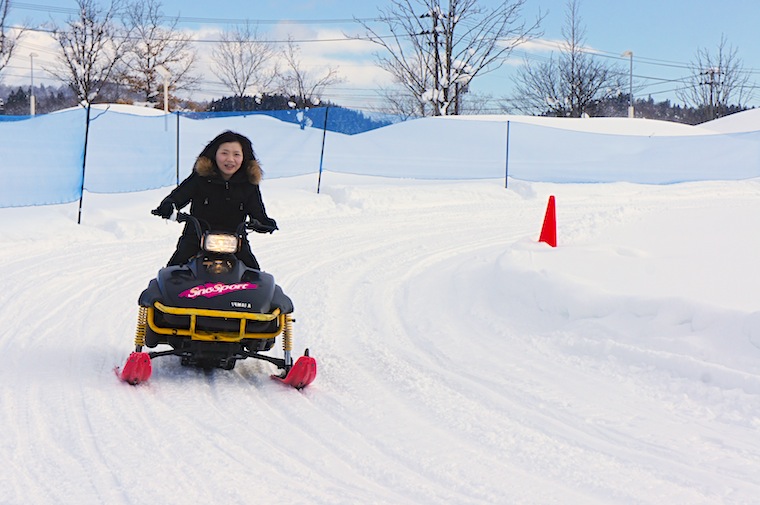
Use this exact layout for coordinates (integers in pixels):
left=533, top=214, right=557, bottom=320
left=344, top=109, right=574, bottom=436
left=168, top=233, right=260, bottom=270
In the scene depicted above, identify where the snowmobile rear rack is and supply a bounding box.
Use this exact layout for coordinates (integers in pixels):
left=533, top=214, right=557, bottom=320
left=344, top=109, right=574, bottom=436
left=147, top=301, right=285, bottom=342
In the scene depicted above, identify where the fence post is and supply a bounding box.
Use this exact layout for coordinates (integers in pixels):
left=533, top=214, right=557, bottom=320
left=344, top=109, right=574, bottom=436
left=504, top=120, right=510, bottom=189
left=175, top=111, right=180, bottom=185
left=317, top=106, right=330, bottom=194
left=77, top=104, right=91, bottom=224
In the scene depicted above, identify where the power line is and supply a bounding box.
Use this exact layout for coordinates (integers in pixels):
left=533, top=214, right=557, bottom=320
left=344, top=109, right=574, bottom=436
left=14, top=24, right=390, bottom=45
left=5, top=7, right=760, bottom=109
left=11, top=2, right=386, bottom=25
left=10, top=15, right=760, bottom=78
left=10, top=1, right=78, bottom=15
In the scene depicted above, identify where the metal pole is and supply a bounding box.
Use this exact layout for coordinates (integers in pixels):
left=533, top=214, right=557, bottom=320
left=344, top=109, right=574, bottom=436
left=622, top=51, right=633, bottom=118
left=77, top=104, right=92, bottom=224
left=30, top=52, right=38, bottom=115
left=156, top=65, right=171, bottom=116
left=163, top=79, right=169, bottom=113
left=317, top=106, right=329, bottom=194
left=628, top=52, right=634, bottom=118
left=175, top=112, right=180, bottom=185
left=504, top=120, right=510, bottom=189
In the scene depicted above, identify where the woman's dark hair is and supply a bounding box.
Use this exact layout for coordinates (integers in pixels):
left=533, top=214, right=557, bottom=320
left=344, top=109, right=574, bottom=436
left=199, top=130, right=257, bottom=165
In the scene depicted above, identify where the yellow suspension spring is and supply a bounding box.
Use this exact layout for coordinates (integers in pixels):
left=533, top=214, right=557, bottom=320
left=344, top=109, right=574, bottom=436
left=134, top=306, right=148, bottom=347
left=282, top=314, right=293, bottom=353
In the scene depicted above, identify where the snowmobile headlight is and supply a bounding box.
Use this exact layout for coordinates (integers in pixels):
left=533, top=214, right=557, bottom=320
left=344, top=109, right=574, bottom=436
left=202, top=232, right=239, bottom=254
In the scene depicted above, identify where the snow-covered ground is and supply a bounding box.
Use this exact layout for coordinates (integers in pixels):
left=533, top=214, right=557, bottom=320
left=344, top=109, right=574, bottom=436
left=1, top=109, right=759, bottom=504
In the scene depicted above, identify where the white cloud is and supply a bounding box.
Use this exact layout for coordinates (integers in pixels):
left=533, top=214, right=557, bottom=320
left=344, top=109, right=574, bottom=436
left=3, top=29, right=60, bottom=88
left=2, top=23, right=393, bottom=107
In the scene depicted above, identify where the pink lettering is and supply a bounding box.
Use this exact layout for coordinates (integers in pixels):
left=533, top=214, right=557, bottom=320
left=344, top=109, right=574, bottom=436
left=179, top=282, right=258, bottom=299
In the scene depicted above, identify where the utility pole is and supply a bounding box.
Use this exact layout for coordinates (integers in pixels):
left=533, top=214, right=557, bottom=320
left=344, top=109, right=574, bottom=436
left=420, top=7, right=445, bottom=115
left=429, top=10, right=441, bottom=115
left=700, top=67, right=722, bottom=120
left=30, top=52, right=38, bottom=115
left=622, top=51, right=633, bottom=118
left=156, top=65, right=171, bottom=113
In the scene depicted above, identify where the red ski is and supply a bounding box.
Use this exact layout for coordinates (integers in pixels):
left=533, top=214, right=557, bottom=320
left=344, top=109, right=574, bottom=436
left=272, top=354, right=317, bottom=390
left=117, top=351, right=153, bottom=385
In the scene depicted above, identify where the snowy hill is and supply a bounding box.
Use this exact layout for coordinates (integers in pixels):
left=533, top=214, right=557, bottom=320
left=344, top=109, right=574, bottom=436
left=1, top=112, right=759, bottom=504
left=700, top=108, right=760, bottom=133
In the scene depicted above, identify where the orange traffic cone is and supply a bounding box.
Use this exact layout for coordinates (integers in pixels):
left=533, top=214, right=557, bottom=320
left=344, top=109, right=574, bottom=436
left=539, top=195, right=557, bottom=247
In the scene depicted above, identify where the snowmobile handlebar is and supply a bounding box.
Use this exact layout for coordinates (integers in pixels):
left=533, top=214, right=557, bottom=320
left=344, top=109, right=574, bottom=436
left=173, top=211, right=205, bottom=237
left=153, top=210, right=276, bottom=235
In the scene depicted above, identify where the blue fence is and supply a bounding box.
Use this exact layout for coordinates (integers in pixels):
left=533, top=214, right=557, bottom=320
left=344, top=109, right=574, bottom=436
left=2, top=106, right=759, bottom=209
left=1, top=108, right=88, bottom=206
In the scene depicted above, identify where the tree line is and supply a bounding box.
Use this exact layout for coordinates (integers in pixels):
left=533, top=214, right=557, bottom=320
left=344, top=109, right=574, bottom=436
left=0, top=0, right=754, bottom=123
left=1, top=81, right=742, bottom=127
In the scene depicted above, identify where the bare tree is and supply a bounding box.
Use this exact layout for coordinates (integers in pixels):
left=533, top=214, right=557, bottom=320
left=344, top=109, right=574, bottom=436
left=376, top=53, right=435, bottom=117
left=356, top=0, right=543, bottom=116
left=120, top=0, right=197, bottom=103
left=0, top=0, right=25, bottom=78
left=377, top=85, right=431, bottom=118
left=510, top=0, right=624, bottom=117
left=277, top=37, right=342, bottom=108
left=212, top=21, right=278, bottom=105
left=676, top=35, right=752, bottom=121
left=46, top=0, right=126, bottom=104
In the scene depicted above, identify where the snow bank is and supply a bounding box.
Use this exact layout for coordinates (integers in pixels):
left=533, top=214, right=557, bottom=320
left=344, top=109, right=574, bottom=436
left=2, top=110, right=760, bottom=503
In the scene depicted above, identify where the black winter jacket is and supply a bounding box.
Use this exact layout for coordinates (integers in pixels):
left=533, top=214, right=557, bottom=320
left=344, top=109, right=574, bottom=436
left=165, top=156, right=275, bottom=236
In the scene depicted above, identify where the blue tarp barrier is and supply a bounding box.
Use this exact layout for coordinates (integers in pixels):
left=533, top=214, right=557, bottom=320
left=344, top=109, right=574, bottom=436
left=1, top=108, right=760, bottom=208
left=0, top=109, right=87, bottom=207
left=85, top=107, right=178, bottom=193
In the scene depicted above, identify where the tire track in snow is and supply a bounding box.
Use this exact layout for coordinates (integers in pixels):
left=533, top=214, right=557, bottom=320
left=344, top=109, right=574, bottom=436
left=256, top=200, right=579, bottom=503
left=4, top=180, right=760, bottom=504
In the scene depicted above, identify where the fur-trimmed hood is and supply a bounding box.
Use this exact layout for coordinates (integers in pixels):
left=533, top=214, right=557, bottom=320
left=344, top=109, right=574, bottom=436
left=194, top=156, right=262, bottom=184
left=193, top=130, right=262, bottom=184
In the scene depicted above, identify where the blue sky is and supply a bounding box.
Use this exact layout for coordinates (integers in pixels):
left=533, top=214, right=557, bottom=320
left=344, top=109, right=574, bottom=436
left=5, top=0, right=760, bottom=111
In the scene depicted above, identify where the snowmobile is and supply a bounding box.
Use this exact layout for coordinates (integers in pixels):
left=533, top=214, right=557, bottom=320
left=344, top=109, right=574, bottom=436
left=117, top=211, right=316, bottom=389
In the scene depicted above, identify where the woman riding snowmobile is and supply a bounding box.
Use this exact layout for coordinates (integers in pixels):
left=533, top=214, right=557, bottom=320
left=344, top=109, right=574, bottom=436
left=154, top=130, right=277, bottom=269
left=117, top=131, right=316, bottom=389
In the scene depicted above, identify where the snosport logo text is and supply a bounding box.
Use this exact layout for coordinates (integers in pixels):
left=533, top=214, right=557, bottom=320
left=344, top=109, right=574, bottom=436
left=179, top=282, right=258, bottom=299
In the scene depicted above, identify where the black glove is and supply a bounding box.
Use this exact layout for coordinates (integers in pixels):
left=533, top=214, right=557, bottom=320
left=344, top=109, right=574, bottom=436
left=153, top=198, right=174, bottom=218
left=247, top=218, right=278, bottom=233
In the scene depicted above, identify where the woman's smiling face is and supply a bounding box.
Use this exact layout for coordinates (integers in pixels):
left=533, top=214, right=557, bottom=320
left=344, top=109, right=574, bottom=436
left=215, top=141, right=244, bottom=180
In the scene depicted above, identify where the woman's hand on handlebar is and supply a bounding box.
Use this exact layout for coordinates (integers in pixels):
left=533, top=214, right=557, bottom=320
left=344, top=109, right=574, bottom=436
left=246, top=219, right=278, bottom=234
left=152, top=198, right=175, bottom=218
